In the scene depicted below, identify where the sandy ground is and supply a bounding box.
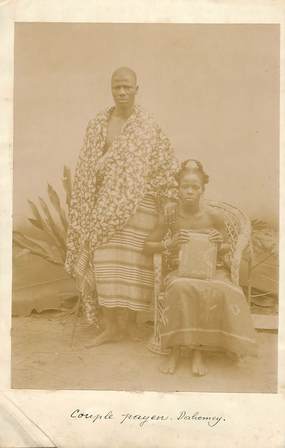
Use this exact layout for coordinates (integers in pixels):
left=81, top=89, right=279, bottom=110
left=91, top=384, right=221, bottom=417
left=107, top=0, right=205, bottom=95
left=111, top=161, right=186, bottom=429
left=11, top=312, right=277, bottom=393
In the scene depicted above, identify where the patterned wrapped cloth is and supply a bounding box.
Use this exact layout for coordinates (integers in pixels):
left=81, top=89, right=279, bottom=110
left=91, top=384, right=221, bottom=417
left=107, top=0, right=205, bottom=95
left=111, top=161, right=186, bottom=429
left=161, top=269, right=258, bottom=357
left=158, top=207, right=257, bottom=357
left=65, top=105, right=178, bottom=322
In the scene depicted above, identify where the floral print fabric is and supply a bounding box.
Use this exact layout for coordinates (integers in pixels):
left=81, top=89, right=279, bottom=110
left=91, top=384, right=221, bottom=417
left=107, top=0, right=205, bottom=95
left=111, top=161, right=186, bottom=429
left=65, top=105, right=178, bottom=282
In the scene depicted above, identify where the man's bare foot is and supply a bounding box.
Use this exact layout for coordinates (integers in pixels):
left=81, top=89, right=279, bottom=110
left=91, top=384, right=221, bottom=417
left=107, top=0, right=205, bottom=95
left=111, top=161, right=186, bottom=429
left=192, top=350, right=208, bottom=376
left=123, top=310, right=143, bottom=341
left=85, top=328, right=122, bottom=348
left=160, top=347, right=180, bottom=374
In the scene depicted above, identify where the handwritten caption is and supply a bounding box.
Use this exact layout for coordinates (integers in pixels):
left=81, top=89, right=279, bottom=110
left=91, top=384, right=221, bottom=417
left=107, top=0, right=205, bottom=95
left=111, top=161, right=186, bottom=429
left=70, top=409, right=226, bottom=428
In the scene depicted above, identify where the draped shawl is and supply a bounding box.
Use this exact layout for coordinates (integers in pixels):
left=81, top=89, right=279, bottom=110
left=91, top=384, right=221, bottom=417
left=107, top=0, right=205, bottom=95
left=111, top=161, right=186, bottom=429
left=65, top=105, right=178, bottom=281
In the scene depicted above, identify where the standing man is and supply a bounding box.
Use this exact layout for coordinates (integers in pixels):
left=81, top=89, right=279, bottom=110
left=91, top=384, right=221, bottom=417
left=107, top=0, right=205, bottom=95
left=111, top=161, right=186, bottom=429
left=65, top=67, right=178, bottom=345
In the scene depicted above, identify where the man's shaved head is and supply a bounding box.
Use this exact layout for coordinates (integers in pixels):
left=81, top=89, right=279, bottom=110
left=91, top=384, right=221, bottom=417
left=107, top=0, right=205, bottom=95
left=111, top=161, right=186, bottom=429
left=111, top=67, right=137, bottom=85
left=111, top=67, right=138, bottom=112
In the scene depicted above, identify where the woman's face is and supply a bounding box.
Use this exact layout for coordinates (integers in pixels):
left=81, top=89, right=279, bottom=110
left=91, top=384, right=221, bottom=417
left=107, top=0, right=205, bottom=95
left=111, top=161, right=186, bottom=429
left=179, top=172, right=204, bottom=205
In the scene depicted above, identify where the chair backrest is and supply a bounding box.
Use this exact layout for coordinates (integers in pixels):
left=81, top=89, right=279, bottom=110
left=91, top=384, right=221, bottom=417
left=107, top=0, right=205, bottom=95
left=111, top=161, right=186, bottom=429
left=206, top=200, right=251, bottom=285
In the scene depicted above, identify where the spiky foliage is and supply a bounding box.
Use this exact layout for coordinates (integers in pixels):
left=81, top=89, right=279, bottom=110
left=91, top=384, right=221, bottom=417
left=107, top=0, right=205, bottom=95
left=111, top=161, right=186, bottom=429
left=13, top=166, right=72, bottom=265
left=250, top=218, right=277, bottom=256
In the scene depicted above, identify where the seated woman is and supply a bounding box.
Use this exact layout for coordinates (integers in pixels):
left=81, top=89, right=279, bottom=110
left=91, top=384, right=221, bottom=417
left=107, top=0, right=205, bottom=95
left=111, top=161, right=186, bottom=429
left=144, top=159, right=257, bottom=376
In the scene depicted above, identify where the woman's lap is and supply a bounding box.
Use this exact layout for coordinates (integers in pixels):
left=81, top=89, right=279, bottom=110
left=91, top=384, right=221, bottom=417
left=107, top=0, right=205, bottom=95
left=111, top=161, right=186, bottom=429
left=160, top=269, right=257, bottom=356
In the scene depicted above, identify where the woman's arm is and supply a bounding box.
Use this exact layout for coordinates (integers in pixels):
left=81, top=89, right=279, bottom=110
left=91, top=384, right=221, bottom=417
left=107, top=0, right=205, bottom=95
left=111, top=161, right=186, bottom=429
left=209, top=209, right=231, bottom=255
left=143, top=214, right=168, bottom=255
left=144, top=215, right=190, bottom=255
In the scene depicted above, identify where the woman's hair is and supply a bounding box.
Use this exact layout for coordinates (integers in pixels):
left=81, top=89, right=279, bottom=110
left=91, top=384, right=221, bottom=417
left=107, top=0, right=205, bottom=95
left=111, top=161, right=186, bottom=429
left=176, top=159, right=209, bottom=185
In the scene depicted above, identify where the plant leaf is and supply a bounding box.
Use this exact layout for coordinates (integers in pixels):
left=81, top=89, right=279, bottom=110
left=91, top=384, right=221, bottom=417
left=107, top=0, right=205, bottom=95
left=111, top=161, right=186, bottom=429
left=47, top=183, right=69, bottom=231
left=47, top=183, right=61, bottom=211
left=28, top=218, right=43, bottom=231
left=13, top=231, right=64, bottom=265
left=13, top=231, right=47, bottom=254
left=28, top=218, right=64, bottom=249
left=251, top=218, right=271, bottom=231
left=251, top=225, right=277, bottom=256
left=38, top=197, right=66, bottom=250
left=28, top=200, right=65, bottom=250
left=27, top=200, right=44, bottom=229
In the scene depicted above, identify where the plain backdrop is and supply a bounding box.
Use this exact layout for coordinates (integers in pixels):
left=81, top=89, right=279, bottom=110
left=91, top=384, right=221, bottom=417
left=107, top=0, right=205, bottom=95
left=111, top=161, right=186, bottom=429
left=13, top=23, right=279, bottom=229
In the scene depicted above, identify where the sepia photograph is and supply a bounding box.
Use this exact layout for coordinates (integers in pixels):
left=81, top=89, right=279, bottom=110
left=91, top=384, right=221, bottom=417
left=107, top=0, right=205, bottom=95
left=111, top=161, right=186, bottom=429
left=11, top=23, right=279, bottom=393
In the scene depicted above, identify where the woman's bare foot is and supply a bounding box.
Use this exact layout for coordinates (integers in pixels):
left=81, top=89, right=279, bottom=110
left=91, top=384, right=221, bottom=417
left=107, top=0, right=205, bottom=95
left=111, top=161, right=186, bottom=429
left=160, top=347, right=180, bottom=374
left=192, top=350, right=208, bottom=376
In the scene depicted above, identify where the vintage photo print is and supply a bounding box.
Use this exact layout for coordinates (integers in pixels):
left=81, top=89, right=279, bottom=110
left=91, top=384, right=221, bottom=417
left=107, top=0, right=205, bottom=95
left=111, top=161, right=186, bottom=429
left=11, top=23, right=279, bottom=393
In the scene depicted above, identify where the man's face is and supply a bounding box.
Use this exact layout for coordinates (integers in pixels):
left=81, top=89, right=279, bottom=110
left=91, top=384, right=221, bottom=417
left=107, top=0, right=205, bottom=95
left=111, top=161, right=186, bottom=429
left=111, top=72, right=138, bottom=108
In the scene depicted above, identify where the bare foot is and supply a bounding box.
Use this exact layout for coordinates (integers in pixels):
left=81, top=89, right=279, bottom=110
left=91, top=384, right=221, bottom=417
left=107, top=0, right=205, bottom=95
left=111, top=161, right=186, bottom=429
left=160, top=347, right=180, bottom=374
left=85, top=328, right=122, bottom=348
left=192, top=350, right=208, bottom=376
left=123, top=310, right=143, bottom=341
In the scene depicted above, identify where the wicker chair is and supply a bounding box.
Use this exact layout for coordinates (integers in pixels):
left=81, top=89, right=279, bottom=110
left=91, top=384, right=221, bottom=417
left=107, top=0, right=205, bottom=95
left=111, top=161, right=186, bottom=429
left=147, top=200, right=252, bottom=355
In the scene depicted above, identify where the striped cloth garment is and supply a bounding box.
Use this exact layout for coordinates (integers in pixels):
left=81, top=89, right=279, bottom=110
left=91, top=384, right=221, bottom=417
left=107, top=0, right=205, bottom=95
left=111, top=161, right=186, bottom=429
left=93, top=195, right=158, bottom=312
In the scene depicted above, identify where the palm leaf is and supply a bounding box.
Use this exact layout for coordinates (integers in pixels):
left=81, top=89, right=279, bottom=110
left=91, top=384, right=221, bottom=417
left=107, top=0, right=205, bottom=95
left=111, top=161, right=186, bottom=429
left=47, top=183, right=68, bottom=232
left=14, top=166, right=73, bottom=267
left=13, top=231, right=63, bottom=264
left=250, top=217, right=276, bottom=256
left=38, top=197, right=66, bottom=250
left=28, top=218, right=43, bottom=231
left=251, top=219, right=269, bottom=231
left=27, top=200, right=44, bottom=230
left=14, top=231, right=48, bottom=256
left=28, top=199, right=64, bottom=249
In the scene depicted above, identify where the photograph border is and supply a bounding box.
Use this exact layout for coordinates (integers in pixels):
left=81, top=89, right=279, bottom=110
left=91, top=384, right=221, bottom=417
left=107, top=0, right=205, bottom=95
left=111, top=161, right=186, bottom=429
left=0, top=1, right=284, bottom=447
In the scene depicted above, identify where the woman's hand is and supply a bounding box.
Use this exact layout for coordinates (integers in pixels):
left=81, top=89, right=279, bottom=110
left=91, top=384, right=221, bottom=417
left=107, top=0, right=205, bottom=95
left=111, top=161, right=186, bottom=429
left=166, top=230, right=191, bottom=250
left=208, top=229, right=223, bottom=244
